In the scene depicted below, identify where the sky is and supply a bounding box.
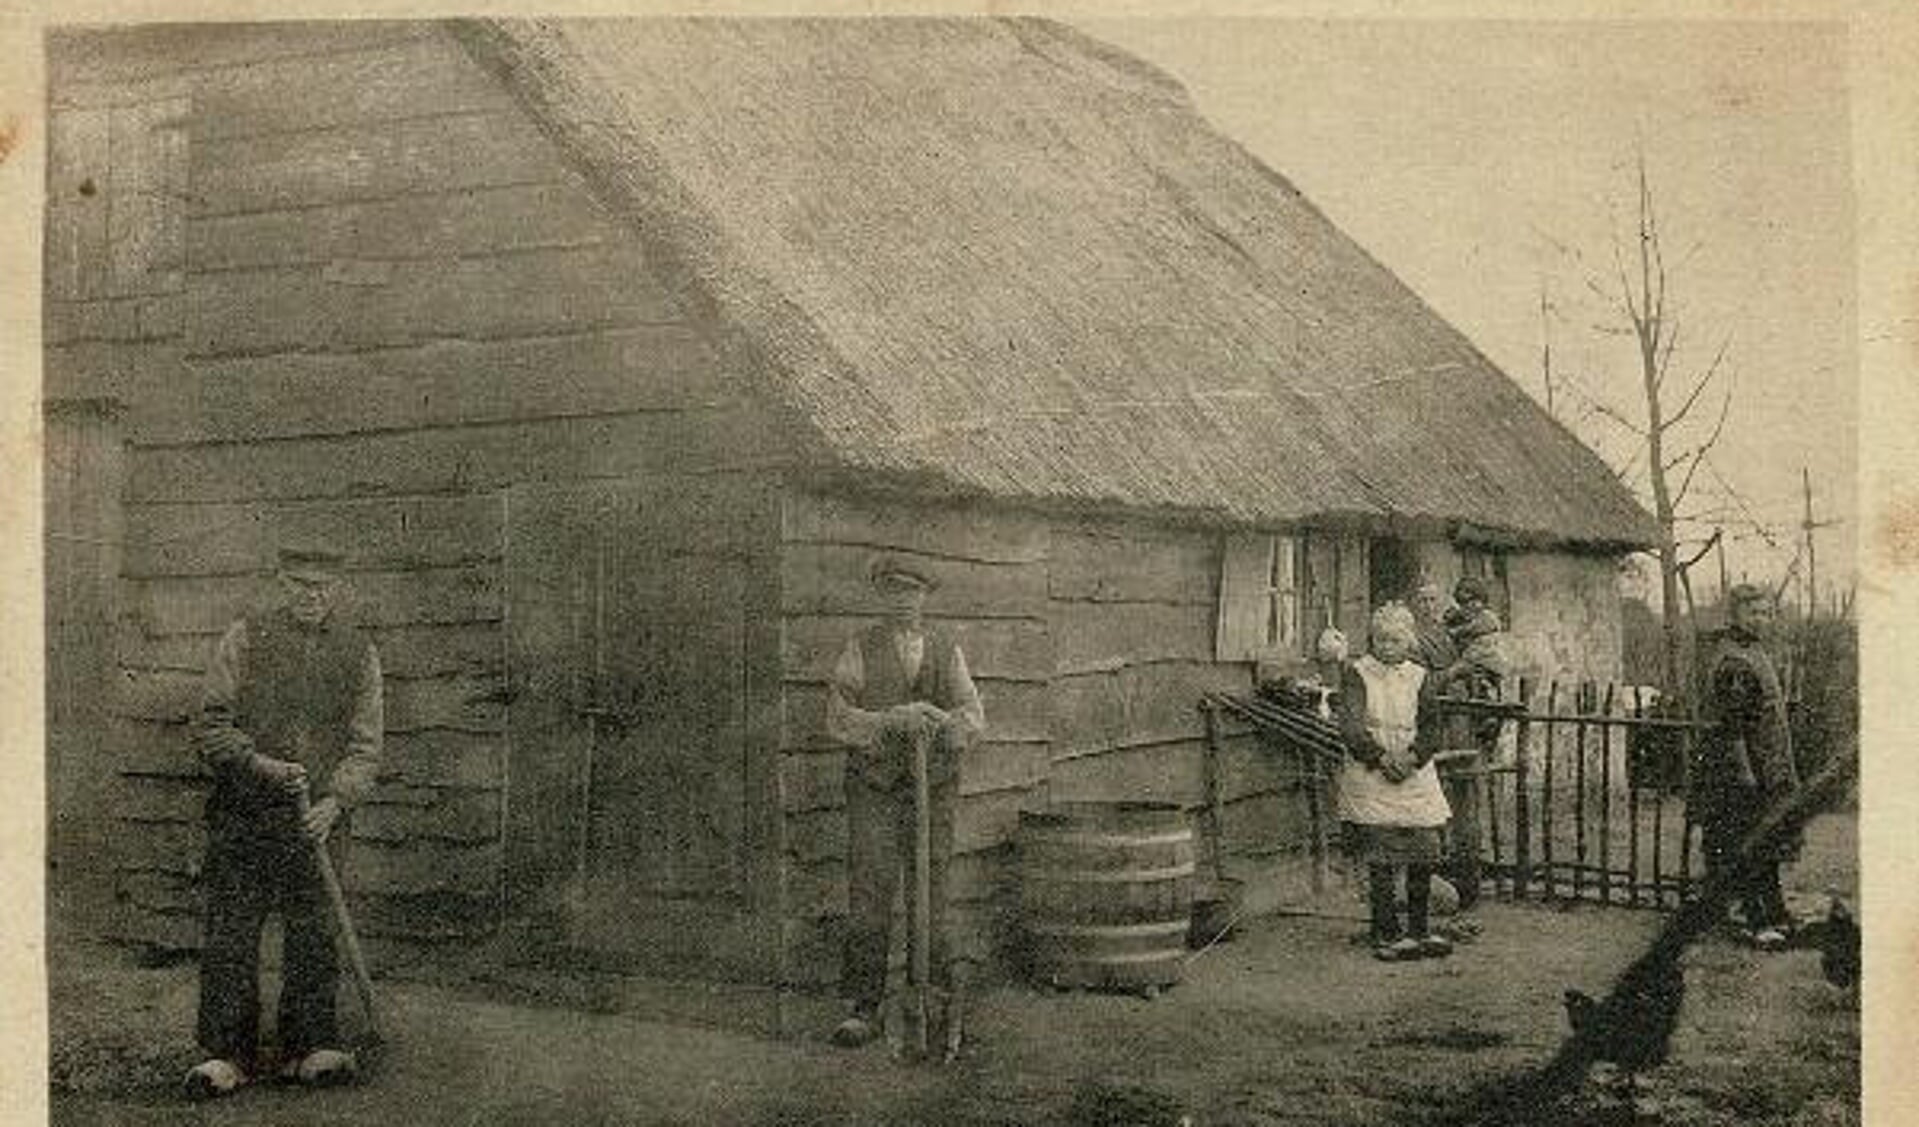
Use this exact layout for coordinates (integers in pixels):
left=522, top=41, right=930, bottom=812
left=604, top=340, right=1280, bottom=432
left=1079, top=17, right=1857, bottom=606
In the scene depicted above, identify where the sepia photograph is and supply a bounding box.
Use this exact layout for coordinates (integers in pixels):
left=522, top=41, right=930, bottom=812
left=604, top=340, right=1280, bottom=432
left=16, top=2, right=1913, bottom=1124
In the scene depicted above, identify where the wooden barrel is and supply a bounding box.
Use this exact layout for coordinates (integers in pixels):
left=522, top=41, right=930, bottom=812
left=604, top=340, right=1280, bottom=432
left=1018, top=802, right=1196, bottom=993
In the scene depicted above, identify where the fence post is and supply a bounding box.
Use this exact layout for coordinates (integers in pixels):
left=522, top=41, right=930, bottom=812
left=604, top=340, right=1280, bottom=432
left=1599, top=684, right=1616, bottom=906
left=1542, top=681, right=1558, bottom=901
left=1628, top=685, right=1643, bottom=908
left=1513, top=678, right=1533, bottom=902
left=1573, top=683, right=1590, bottom=901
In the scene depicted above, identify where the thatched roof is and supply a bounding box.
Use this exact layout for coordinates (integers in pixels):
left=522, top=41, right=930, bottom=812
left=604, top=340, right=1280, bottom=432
left=455, top=17, right=1657, bottom=551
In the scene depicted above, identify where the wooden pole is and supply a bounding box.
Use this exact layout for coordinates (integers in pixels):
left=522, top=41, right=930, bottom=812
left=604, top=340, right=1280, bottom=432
left=1513, top=678, right=1533, bottom=902
left=911, top=730, right=932, bottom=1060
left=296, top=785, right=383, bottom=1046
left=1803, top=466, right=1818, bottom=621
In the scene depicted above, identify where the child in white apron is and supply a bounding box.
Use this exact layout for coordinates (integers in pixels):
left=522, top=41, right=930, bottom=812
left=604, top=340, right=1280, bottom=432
left=1336, top=603, right=1453, bottom=961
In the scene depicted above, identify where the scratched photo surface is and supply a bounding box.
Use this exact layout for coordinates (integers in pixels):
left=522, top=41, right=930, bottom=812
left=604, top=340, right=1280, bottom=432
left=38, top=12, right=1866, bottom=1127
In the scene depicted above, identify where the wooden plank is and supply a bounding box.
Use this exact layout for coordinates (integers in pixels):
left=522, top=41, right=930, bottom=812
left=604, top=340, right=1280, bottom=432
left=189, top=181, right=613, bottom=272
left=190, top=33, right=516, bottom=141
left=1050, top=673, right=1128, bottom=758
left=780, top=543, right=1046, bottom=620
left=780, top=752, right=845, bottom=814
left=114, top=667, right=202, bottom=724
left=1049, top=739, right=1205, bottom=807
left=126, top=409, right=778, bottom=504
left=1122, top=662, right=1253, bottom=747
left=354, top=890, right=498, bottom=941
left=115, top=621, right=503, bottom=680
left=45, top=106, right=112, bottom=302
left=1215, top=734, right=1298, bottom=805
left=49, top=23, right=436, bottom=86
left=108, top=905, right=201, bottom=950
left=124, top=495, right=505, bottom=578
left=1050, top=662, right=1248, bottom=756
left=1219, top=790, right=1312, bottom=854
left=1052, top=600, right=1214, bottom=674
left=116, top=868, right=199, bottom=915
left=348, top=839, right=498, bottom=896
left=45, top=297, right=184, bottom=345
left=107, top=716, right=200, bottom=779
left=784, top=808, right=844, bottom=867
left=955, top=787, right=1032, bottom=855
left=782, top=614, right=1052, bottom=686
left=352, top=790, right=499, bottom=845
left=183, top=244, right=679, bottom=359
left=782, top=489, right=1050, bottom=565
left=191, top=109, right=555, bottom=219
left=115, top=775, right=208, bottom=824
left=120, top=566, right=504, bottom=636
left=962, top=740, right=1050, bottom=797
left=107, top=98, right=188, bottom=296
left=781, top=681, right=1051, bottom=752
left=786, top=859, right=845, bottom=920
left=382, top=730, right=500, bottom=789
left=386, top=674, right=507, bottom=735
left=44, top=340, right=166, bottom=401
left=112, top=819, right=207, bottom=872
left=1048, top=526, right=1218, bottom=606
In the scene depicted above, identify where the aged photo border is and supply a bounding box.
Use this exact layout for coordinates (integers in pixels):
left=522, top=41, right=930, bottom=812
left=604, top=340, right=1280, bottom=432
left=2, top=0, right=1913, bottom=1122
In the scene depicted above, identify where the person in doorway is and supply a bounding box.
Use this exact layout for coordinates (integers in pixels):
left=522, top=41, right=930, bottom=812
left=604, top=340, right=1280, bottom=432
left=825, top=557, right=986, bottom=1049
left=1336, top=603, right=1452, bottom=962
left=1409, top=578, right=1458, bottom=674
left=185, top=540, right=383, bottom=1098
left=1697, top=583, right=1801, bottom=951
left=1430, top=575, right=1510, bottom=914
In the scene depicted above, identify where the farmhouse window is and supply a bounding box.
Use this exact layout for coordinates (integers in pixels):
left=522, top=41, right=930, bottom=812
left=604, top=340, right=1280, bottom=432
left=1216, top=533, right=1299, bottom=661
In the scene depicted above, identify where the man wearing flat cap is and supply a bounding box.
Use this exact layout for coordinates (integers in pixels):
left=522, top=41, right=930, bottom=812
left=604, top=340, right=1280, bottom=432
left=825, top=555, right=985, bottom=1050
left=185, top=539, right=383, bottom=1097
left=1697, top=583, right=1801, bottom=950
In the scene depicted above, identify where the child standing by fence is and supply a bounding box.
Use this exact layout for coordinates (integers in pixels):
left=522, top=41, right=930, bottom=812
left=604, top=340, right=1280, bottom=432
left=1336, top=604, right=1454, bottom=962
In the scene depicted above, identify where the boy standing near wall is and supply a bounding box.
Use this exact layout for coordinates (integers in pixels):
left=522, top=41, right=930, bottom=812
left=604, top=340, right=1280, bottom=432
left=825, top=557, right=986, bottom=1051
left=184, top=541, right=383, bottom=1097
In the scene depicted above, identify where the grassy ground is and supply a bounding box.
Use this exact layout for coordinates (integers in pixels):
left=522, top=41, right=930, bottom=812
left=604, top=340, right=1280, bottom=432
left=49, top=815, right=1857, bottom=1127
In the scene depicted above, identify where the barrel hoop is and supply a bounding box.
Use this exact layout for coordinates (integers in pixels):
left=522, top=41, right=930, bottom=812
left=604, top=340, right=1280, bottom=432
left=1025, top=920, right=1190, bottom=940
left=1020, top=829, right=1194, bottom=849
left=1021, top=863, right=1197, bottom=884
left=1031, top=951, right=1185, bottom=967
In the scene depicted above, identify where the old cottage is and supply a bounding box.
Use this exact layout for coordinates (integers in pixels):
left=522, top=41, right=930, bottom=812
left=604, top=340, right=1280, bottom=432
left=43, top=18, right=1656, bottom=988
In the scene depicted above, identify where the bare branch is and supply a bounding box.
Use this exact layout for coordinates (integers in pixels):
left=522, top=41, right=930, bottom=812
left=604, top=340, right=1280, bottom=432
left=1665, top=337, right=1732, bottom=431
left=1559, top=371, right=1648, bottom=437
left=1671, top=379, right=1736, bottom=512
left=1653, top=318, right=1681, bottom=392
left=1678, top=528, right=1724, bottom=570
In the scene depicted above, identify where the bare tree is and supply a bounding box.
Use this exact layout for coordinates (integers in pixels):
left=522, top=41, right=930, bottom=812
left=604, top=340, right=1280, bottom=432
left=1544, top=152, right=1739, bottom=697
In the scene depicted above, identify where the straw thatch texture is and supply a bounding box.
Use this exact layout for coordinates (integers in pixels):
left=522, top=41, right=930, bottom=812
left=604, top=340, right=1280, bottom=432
left=455, top=17, right=1656, bottom=550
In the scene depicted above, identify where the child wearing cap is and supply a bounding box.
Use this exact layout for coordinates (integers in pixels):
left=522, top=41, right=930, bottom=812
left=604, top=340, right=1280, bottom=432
left=1335, top=603, right=1452, bottom=961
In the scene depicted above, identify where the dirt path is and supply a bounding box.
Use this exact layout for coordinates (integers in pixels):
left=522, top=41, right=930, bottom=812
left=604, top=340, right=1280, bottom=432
left=51, top=815, right=1858, bottom=1127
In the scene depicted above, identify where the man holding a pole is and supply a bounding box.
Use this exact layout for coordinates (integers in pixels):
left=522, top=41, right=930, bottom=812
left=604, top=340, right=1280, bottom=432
left=825, top=556, right=985, bottom=1055
left=184, top=539, right=383, bottom=1097
left=1697, top=583, right=1801, bottom=951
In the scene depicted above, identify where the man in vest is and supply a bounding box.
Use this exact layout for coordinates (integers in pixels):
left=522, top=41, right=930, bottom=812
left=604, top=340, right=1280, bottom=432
left=184, top=540, right=383, bottom=1097
left=1698, top=583, right=1801, bottom=951
left=825, top=556, right=985, bottom=1050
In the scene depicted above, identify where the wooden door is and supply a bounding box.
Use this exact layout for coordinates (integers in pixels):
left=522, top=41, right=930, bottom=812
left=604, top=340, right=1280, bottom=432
left=505, top=477, right=775, bottom=978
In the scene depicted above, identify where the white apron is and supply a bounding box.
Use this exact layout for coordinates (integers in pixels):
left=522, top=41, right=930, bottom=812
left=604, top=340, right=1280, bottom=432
left=1335, top=656, right=1452, bottom=828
